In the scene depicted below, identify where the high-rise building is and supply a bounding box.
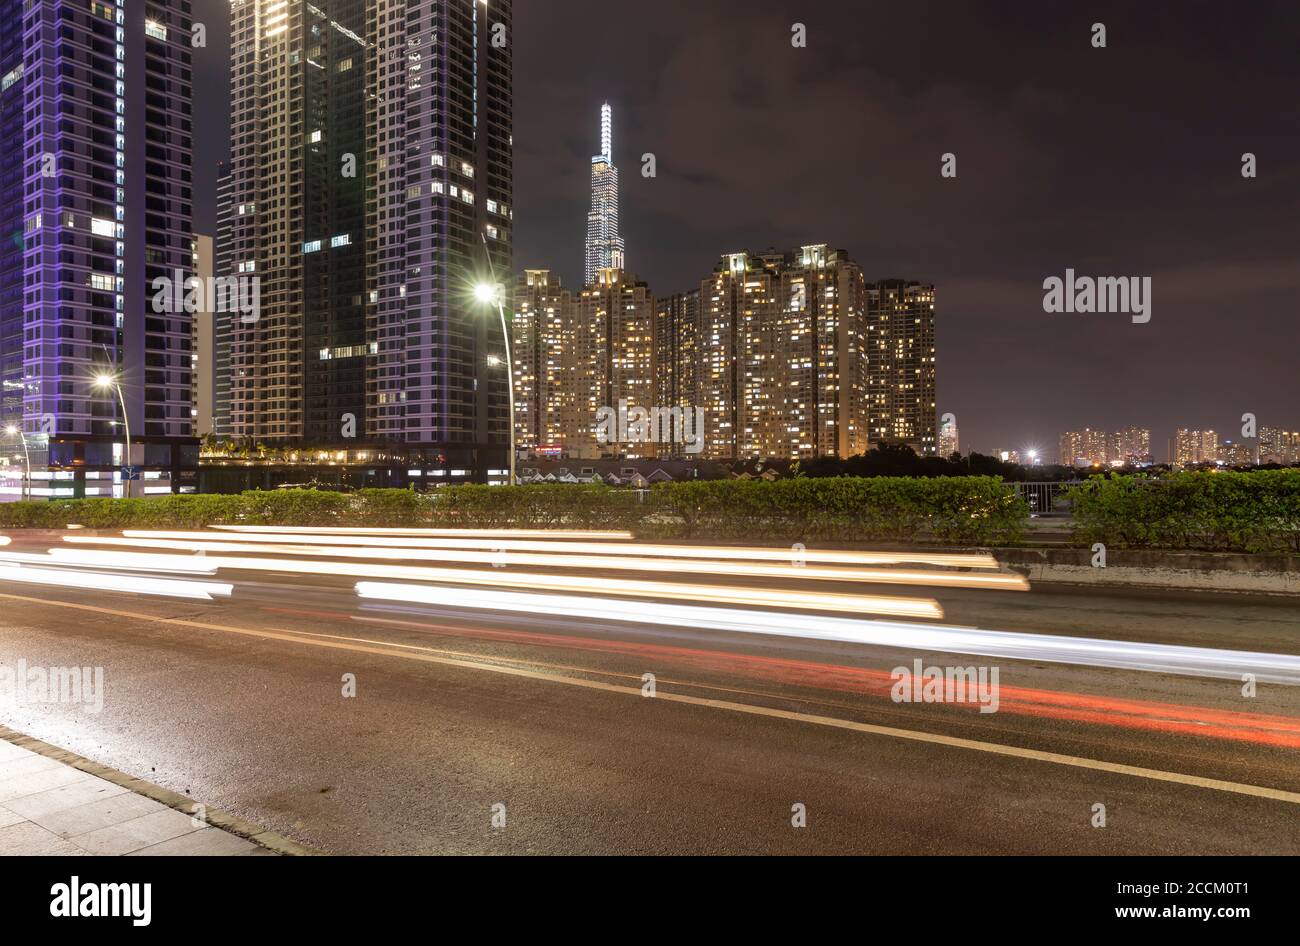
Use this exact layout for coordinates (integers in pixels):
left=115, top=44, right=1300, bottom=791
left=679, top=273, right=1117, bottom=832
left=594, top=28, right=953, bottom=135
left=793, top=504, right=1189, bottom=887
left=938, top=415, right=959, bottom=458
left=653, top=288, right=702, bottom=458
left=579, top=268, right=654, bottom=458
left=584, top=103, right=624, bottom=286
left=367, top=0, right=513, bottom=471
left=522, top=245, right=930, bottom=463
left=1109, top=426, right=1151, bottom=466
left=227, top=0, right=367, bottom=445
left=867, top=280, right=937, bottom=456
left=680, top=246, right=870, bottom=461
left=1218, top=438, right=1255, bottom=467
left=696, top=251, right=775, bottom=459
left=1059, top=428, right=1108, bottom=466
left=654, top=289, right=701, bottom=416
left=513, top=269, right=582, bottom=457
left=0, top=0, right=197, bottom=499
left=1258, top=426, right=1299, bottom=465
left=226, top=0, right=513, bottom=480
left=1174, top=428, right=1218, bottom=467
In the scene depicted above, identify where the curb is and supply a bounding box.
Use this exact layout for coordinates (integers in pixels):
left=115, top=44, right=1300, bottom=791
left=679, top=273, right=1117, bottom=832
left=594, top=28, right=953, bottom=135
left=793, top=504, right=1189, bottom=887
left=0, top=724, right=321, bottom=856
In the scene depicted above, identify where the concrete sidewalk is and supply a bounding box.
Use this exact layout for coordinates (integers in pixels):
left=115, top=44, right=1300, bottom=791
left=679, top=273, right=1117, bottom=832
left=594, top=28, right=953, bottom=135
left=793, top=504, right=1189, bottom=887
left=0, top=736, right=278, bottom=856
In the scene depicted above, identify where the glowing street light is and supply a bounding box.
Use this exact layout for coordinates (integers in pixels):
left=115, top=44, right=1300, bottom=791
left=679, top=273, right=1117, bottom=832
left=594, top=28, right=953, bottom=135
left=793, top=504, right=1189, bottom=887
left=3, top=424, right=30, bottom=500
left=475, top=233, right=514, bottom=486
left=93, top=372, right=133, bottom=497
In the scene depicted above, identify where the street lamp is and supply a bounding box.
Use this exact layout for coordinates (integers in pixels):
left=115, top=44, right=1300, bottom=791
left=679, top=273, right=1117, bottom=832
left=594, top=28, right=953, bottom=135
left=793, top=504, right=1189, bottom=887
left=475, top=233, right=514, bottom=486
left=4, top=425, right=30, bottom=501
left=94, top=372, right=133, bottom=497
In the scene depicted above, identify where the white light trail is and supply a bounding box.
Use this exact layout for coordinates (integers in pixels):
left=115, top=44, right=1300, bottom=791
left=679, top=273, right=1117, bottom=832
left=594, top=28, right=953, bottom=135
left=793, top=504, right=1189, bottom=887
left=355, top=582, right=1300, bottom=685
left=65, top=536, right=1027, bottom=590
left=211, top=525, right=636, bottom=540
left=0, top=563, right=231, bottom=601
left=42, top=548, right=942, bottom=619
left=117, top=530, right=1002, bottom=570
left=0, top=549, right=218, bottom=575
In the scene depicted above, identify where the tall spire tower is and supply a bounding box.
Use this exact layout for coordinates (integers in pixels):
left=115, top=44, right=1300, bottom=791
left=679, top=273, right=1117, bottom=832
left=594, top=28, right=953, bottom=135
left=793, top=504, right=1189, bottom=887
left=585, top=103, right=625, bottom=286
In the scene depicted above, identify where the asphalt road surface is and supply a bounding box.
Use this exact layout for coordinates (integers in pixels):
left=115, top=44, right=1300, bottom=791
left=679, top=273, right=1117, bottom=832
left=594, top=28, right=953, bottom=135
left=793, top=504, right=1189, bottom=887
left=0, top=529, right=1297, bottom=855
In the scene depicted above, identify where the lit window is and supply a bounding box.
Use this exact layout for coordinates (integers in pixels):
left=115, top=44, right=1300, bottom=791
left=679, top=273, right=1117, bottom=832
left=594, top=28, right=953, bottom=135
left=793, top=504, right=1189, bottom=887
left=303, top=240, right=321, bottom=253
left=145, top=20, right=167, bottom=41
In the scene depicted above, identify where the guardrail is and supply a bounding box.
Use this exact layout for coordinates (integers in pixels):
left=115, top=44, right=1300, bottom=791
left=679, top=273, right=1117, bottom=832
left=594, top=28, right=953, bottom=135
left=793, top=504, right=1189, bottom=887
left=1015, top=481, right=1083, bottom=517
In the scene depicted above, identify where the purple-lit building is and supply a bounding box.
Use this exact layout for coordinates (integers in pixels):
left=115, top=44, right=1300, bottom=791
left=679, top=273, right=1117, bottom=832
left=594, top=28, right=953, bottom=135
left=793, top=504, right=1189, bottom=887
left=0, top=0, right=198, bottom=499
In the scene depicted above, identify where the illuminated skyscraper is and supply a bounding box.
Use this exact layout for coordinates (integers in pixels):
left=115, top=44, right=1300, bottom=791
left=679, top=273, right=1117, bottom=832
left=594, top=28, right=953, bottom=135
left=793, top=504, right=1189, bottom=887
left=578, top=268, right=653, bottom=457
left=513, top=269, right=582, bottom=457
left=226, top=0, right=513, bottom=479
left=0, top=0, right=197, bottom=498
left=689, top=246, right=870, bottom=461
left=1059, top=428, right=1108, bottom=466
left=584, top=104, right=625, bottom=286
left=866, top=280, right=937, bottom=456
left=1174, top=429, right=1218, bottom=466
left=938, top=415, right=960, bottom=458
left=1259, top=426, right=1300, bottom=465
left=1109, top=426, right=1151, bottom=465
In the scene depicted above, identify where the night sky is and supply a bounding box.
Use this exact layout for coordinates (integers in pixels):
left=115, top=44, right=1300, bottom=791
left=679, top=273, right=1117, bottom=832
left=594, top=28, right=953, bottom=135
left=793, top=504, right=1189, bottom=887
left=192, top=0, right=1299, bottom=460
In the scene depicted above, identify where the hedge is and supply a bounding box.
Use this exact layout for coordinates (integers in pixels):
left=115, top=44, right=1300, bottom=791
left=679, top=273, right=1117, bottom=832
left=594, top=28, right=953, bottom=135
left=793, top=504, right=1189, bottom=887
left=1069, top=470, right=1300, bottom=553
left=0, top=478, right=1028, bottom=545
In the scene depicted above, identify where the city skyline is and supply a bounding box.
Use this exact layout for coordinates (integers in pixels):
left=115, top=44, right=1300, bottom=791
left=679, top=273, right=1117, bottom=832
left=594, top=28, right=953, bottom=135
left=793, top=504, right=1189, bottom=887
left=187, top=1, right=1299, bottom=460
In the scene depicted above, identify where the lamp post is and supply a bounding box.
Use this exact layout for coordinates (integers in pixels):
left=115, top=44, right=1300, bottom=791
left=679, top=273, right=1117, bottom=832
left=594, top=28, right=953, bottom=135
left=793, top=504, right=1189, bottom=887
left=4, top=425, right=30, bottom=501
left=475, top=233, right=514, bottom=486
left=94, top=373, right=133, bottom=497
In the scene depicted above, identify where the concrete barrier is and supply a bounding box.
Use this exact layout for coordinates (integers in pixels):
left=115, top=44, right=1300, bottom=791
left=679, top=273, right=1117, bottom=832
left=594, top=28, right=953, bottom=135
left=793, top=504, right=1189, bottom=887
left=995, top=548, right=1300, bottom=595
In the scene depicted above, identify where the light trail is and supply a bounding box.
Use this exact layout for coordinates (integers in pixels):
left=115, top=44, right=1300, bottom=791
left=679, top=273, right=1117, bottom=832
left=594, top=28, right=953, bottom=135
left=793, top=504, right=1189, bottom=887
left=212, top=525, right=636, bottom=540
left=0, top=549, right=219, bottom=575
left=120, top=529, right=999, bottom=569
left=343, top=610, right=1300, bottom=749
left=0, top=563, right=231, bottom=600
left=42, top=547, right=943, bottom=619
left=66, top=536, right=1028, bottom=590
left=355, top=582, right=1300, bottom=685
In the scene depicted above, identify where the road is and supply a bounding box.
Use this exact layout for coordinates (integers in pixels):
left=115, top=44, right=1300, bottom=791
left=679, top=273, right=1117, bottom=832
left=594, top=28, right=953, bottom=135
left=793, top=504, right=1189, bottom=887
left=0, top=528, right=1297, bottom=854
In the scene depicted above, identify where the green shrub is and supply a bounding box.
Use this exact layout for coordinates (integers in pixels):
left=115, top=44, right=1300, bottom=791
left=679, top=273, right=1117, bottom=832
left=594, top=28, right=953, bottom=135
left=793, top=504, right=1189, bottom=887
left=644, top=477, right=1026, bottom=544
left=1069, top=470, right=1300, bottom=553
left=0, top=480, right=1030, bottom=545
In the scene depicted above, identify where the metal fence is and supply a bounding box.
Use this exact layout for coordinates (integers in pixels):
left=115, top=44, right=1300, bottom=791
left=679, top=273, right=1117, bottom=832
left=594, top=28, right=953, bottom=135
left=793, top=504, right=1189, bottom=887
left=1015, top=481, right=1084, bottom=517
